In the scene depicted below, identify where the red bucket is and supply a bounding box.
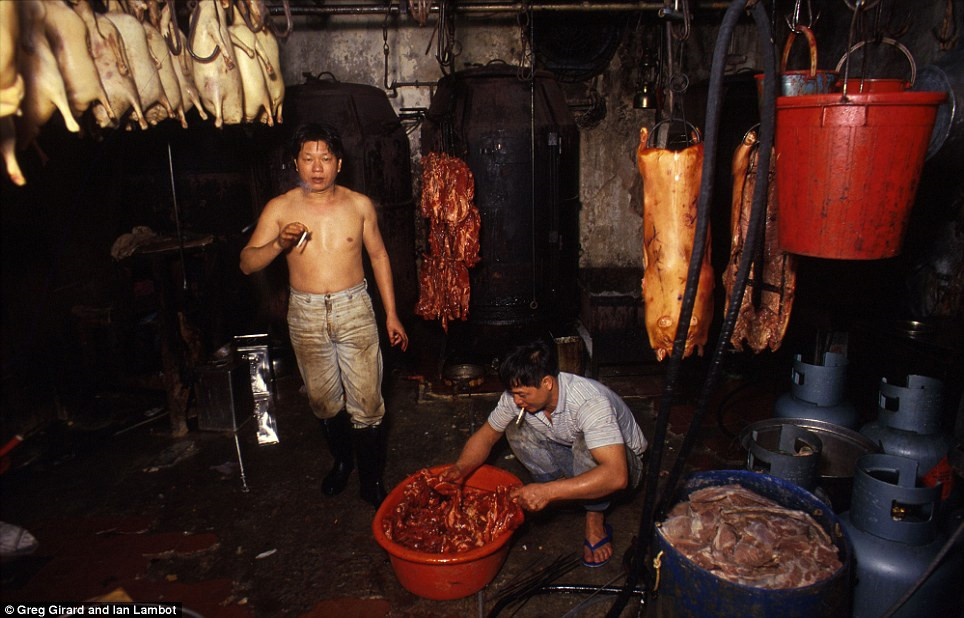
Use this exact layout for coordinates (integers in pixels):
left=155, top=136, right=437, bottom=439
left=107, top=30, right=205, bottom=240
left=774, top=90, right=946, bottom=259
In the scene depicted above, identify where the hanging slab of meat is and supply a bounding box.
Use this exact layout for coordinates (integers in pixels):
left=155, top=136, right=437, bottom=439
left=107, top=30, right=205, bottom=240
left=228, top=7, right=273, bottom=125
left=415, top=152, right=482, bottom=331
left=143, top=21, right=187, bottom=127
left=723, top=129, right=797, bottom=353
left=16, top=0, right=81, bottom=147
left=659, top=484, right=842, bottom=589
left=73, top=0, right=149, bottom=130
left=41, top=0, right=114, bottom=121
left=103, top=2, right=174, bottom=127
left=0, top=0, right=24, bottom=118
left=189, top=0, right=243, bottom=127
left=382, top=469, right=524, bottom=554
left=637, top=127, right=713, bottom=361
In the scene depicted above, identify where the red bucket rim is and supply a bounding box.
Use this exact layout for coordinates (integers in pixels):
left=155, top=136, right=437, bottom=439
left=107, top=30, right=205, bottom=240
left=372, top=464, right=523, bottom=565
left=775, top=90, right=947, bottom=108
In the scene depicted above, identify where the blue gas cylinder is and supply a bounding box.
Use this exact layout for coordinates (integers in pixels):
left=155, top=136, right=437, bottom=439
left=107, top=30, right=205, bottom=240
left=775, top=352, right=858, bottom=428
left=841, top=453, right=964, bottom=617
left=860, top=375, right=953, bottom=498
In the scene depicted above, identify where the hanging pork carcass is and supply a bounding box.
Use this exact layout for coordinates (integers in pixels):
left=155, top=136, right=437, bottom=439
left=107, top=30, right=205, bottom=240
left=228, top=4, right=273, bottom=125
left=103, top=0, right=175, bottom=128
left=636, top=126, right=714, bottom=361
left=16, top=0, right=81, bottom=147
left=189, top=0, right=243, bottom=127
left=72, top=0, right=149, bottom=130
left=41, top=0, right=114, bottom=122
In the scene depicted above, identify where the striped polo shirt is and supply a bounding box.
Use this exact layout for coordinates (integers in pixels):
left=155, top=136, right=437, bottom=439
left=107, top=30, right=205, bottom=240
left=487, top=372, right=648, bottom=458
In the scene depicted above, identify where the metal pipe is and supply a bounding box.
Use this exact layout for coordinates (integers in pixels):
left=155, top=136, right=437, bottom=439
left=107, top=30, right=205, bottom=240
left=270, top=1, right=729, bottom=17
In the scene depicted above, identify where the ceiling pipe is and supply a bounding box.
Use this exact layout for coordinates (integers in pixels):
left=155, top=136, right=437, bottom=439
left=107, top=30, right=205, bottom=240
left=268, top=1, right=730, bottom=17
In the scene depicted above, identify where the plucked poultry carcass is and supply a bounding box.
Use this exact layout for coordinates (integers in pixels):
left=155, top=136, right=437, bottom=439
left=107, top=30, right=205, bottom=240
left=243, top=0, right=285, bottom=123
left=382, top=469, right=524, bottom=554
left=103, top=0, right=175, bottom=127
left=41, top=0, right=114, bottom=122
left=1, top=116, right=24, bottom=186
left=189, top=0, right=243, bottom=127
left=16, top=0, right=81, bottom=147
left=722, top=129, right=797, bottom=353
left=415, top=152, right=481, bottom=331
left=72, top=0, right=149, bottom=130
left=636, top=127, right=714, bottom=361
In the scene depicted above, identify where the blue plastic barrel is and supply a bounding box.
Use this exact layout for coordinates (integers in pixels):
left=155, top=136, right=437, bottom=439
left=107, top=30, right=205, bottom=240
left=653, top=470, right=852, bottom=618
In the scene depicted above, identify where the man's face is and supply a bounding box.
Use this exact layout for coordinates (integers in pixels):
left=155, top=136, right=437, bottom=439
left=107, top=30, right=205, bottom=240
left=509, top=377, right=552, bottom=412
left=295, top=140, right=340, bottom=192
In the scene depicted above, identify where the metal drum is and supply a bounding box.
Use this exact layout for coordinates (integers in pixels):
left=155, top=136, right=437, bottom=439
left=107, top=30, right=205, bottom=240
left=273, top=75, right=417, bottom=322
left=654, top=470, right=852, bottom=618
left=421, top=65, right=580, bottom=326
left=740, top=417, right=880, bottom=512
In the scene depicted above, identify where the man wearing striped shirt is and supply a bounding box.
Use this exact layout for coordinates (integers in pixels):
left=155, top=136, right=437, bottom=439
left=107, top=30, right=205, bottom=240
left=443, top=339, right=648, bottom=568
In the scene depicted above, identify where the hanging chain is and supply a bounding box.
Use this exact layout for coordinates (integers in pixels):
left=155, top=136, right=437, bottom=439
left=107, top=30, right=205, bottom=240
left=517, top=2, right=534, bottom=81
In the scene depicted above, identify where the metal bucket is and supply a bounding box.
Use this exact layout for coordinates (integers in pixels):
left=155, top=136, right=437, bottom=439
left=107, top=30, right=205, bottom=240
left=654, top=470, right=852, bottom=618
left=755, top=25, right=836, bottom=109
left=913, top=47, right=964, bottom=163
left=740, top=418, right=880, bottom=511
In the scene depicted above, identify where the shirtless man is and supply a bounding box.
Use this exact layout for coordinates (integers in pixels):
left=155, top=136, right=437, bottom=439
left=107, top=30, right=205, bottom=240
left=240, top=123, right=408, bottom=507
left=442, top=340, right=647, bottom=567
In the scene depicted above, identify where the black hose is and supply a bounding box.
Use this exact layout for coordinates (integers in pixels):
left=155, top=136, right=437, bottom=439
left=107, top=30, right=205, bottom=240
left=656, top=0, right=776, bottom=524
left=605, top=1, right=777, bottom=616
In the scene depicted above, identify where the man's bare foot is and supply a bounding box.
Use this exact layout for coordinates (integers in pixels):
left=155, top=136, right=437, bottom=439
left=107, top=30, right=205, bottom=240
left=582, top=511, right=613, bottom=567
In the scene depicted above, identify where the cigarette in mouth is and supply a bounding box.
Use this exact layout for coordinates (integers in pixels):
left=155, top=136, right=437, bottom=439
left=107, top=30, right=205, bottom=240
left=515, top=406, right=526, bottom=427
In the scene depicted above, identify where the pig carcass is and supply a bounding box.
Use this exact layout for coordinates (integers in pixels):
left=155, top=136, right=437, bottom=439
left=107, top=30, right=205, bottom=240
left=228, top=6, right=273, bottom=125
left=103, top=1, right=174, bottom=127
left=160, top=4, right=207, bottom=121
left=637, top=126, right=714, bottom=361
left=41, top=0, right=114, bottom=121
left=0, top=0, right=24, bottom=118
left=723, top=129, right=797, bottom=353
left=189, top=0, right=243, bottom=127
left=143, top=21, right=186, bottom=127
left=72, top=0, right=149, bottom=130
left=16, top=0, right=81, bottom=147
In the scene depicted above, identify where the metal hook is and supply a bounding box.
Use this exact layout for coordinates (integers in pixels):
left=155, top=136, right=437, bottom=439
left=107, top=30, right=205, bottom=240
left=186, top=0, right=222, bottom=63
left=267, top=0, right=293, bottom=40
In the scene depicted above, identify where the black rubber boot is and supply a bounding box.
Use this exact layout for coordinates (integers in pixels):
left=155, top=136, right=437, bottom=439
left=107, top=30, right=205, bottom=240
left=353, top=424, right=387, bottom=507
left=319, top=411, right=354, bottom=496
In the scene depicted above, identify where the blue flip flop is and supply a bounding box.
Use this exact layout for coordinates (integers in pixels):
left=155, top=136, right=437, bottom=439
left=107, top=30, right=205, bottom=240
left=581, top=523, right=614, bottom=568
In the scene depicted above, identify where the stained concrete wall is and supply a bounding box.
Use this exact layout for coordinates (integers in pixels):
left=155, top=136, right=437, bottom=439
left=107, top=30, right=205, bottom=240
left=275, top=1, right=960, bottom=273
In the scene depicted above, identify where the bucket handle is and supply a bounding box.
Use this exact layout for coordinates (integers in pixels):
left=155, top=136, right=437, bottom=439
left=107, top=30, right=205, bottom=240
left=781, top=25, right=818, bottom=77
left=835, top=37, right=917, bottom=90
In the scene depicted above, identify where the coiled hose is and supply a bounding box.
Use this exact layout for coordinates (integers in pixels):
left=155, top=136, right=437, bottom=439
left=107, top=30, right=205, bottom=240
left=606, top=1, right=778, bottom=615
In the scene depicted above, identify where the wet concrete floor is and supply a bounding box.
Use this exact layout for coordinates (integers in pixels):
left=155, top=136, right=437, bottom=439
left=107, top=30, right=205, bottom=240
left=1, top=336, right=772, bottom=617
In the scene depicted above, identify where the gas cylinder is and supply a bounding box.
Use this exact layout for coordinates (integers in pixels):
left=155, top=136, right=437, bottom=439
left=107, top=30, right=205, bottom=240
left=861, top=375, right=954, bottom=500
left=841, top=453, right=963, bottom=617
left=775, top=352, right=858, bottom=428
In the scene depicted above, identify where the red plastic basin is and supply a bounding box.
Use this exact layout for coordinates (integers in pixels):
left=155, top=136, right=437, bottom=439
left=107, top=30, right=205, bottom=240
left=372, top=464, right=524, bottom=600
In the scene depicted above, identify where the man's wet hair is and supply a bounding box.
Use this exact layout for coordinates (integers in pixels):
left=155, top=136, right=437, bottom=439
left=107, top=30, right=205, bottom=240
left=289, top=123, right=345, bottom=162
left=499, top=339, right=559, bottom=389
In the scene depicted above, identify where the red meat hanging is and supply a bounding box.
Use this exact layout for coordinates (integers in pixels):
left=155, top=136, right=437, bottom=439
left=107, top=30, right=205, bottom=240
left=415, top=152, right=481, bottom=331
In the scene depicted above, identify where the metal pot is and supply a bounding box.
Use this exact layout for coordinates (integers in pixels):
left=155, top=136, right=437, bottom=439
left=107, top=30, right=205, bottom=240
left=443, top=363, right=485, bottom=389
